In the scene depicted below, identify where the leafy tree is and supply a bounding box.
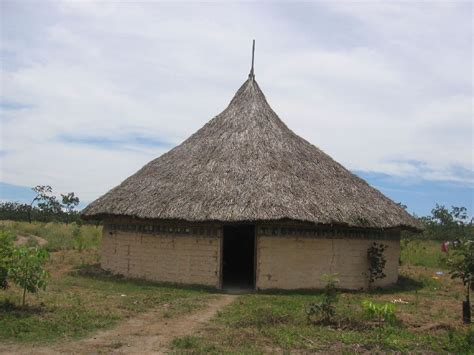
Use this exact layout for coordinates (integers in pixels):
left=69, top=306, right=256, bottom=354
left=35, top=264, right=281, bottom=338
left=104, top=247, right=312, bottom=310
left=447, top=238, right=473, bottom=323
left=423, top=205, right=473, bottom=241
left=37, top=195, right=62, bottom=216
left=61, top=192, right=80, bottom=224
left=0, top=231, right=15, bottom=290
left=0, top=202, right=30, bottom=222
left=9, top=246, right=50, bottom=306
left=1, top=185, right=83, bottom=223
left=27, top=185, right=53, bottom=223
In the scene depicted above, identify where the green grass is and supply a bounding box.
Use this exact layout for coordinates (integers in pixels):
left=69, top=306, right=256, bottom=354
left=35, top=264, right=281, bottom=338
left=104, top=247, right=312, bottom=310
left=170, top=335, right=200, bottom=349
left=171, top=239, right=472, bottom=353
left=0, top=220, right=214, bottom=344
left=0, top=220, right=102, bottom=251
left=184, top=280, right=473, bottom=353
left=0, top=249, right=213, bottom=344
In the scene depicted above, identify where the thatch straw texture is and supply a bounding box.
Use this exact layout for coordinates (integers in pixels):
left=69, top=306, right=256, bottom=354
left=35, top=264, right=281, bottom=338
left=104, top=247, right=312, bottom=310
left=82, top=77, right=422, bottom=231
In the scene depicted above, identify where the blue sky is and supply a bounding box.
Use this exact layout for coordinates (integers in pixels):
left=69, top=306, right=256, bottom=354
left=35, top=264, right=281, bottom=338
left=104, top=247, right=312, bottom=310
left=1, top=1, right=472, bottom=217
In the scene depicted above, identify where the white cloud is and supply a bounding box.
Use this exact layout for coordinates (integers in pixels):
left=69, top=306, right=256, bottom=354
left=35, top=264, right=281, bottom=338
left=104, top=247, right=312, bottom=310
left=1, top=1, right=472, bottom=202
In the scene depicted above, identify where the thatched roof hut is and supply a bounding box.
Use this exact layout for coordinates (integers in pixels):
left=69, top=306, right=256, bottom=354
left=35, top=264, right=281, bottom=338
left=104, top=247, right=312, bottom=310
left=82, top=77, right=419, bottom=231
left=83, top=51, right=421, bottom=290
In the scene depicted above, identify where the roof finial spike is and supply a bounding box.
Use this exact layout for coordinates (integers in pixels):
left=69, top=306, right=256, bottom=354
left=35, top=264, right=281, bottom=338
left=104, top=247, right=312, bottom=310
left=249, top=39, right=255, bottom=79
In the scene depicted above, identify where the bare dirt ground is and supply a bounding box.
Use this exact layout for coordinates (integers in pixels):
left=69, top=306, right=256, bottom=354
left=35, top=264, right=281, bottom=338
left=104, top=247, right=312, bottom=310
left=0, top=294, right=236, bottom=355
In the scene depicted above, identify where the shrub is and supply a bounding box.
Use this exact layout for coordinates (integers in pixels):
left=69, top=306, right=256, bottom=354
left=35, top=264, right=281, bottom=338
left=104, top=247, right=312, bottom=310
left=361, top=300, right=397, bottom=326
left=306, top=274, right=339, bottom=324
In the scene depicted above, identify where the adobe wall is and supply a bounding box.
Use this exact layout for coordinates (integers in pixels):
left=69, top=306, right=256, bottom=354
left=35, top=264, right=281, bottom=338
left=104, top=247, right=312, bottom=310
left=101, top=220, right=222, bottom=288
left=100, top=220, right=401, bottom=291
left=255, top=226, right=400, bottom=290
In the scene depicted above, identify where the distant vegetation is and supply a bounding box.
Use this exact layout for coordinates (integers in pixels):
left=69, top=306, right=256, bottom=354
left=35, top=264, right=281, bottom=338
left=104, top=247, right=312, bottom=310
left=393, top=204, right=474, bottom=242
left=413, top=204, right=473, bottom=241
left=0, top=185, right=84, bottom=224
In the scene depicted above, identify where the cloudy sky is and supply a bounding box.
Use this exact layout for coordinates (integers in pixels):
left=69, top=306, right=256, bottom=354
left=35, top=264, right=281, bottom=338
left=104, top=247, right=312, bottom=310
left=1, top=1, right=472, bottom=216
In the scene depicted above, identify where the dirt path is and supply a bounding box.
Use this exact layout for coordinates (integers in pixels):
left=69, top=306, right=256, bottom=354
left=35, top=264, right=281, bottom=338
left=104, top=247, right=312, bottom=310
left=0, top=294, right=236, bottom=354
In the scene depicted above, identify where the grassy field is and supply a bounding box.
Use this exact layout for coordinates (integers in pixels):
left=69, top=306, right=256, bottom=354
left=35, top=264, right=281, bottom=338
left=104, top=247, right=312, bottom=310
left=0, top=221, right=214, bottom=344
left=0, top=248, right=214, bottom=343
left=173, top=239, right=474, bottom=353
left=1, top=220, right=473, bottom=352
left=170, top=266, right=473, bottom=353
left=400, top=238, right=447, bottom=268
left=0, top=220, right=102, bottom=251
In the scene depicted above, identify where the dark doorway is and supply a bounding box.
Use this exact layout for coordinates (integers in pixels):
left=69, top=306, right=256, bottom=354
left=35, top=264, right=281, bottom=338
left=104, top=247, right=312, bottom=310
left=222, top=225, right=255, bottom=290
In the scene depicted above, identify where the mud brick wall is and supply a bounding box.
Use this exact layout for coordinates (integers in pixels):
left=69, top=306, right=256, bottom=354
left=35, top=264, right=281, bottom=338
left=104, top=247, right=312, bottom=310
left=100, top=220, right=400, bottom=290
left=101, top=222, right=221, bottom=287
left=255, top=228, right=400, bottom=290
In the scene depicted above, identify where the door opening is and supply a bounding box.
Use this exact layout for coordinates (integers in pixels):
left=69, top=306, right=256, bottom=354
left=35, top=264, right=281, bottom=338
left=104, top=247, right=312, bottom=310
left=222, top=225, right=255, bottom=290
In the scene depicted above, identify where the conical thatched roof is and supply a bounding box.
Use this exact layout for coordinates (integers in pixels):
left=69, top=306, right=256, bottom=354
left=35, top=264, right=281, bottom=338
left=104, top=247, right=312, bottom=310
left=82, top=76, right=422, bottom=231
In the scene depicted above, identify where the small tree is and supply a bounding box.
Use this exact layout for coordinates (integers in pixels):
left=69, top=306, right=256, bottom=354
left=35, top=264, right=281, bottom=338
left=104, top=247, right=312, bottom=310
left=9, top=246, right=50, bottom=306
left=38, top=196, right=62, bottom=217
left=447, top=238, right=473, bottom=323
left=366, top=242, right=387, bottom=288
left=61, top=192, right=80, bottom=224
left=28, top=185, right=53, bottom=223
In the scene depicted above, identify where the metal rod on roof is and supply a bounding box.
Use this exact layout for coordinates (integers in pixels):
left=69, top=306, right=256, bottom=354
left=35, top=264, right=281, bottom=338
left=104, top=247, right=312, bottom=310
left=250, top=39, right=255, bottom=79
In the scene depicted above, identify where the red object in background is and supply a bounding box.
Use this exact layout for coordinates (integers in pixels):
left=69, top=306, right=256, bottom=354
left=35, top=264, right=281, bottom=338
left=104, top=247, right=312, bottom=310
left=441, top=242, right=449, bottom=252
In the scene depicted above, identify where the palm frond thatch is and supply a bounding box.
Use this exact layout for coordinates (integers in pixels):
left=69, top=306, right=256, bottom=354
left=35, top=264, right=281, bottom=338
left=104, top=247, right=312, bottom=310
left=82, top=77, right=422, bottom=231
